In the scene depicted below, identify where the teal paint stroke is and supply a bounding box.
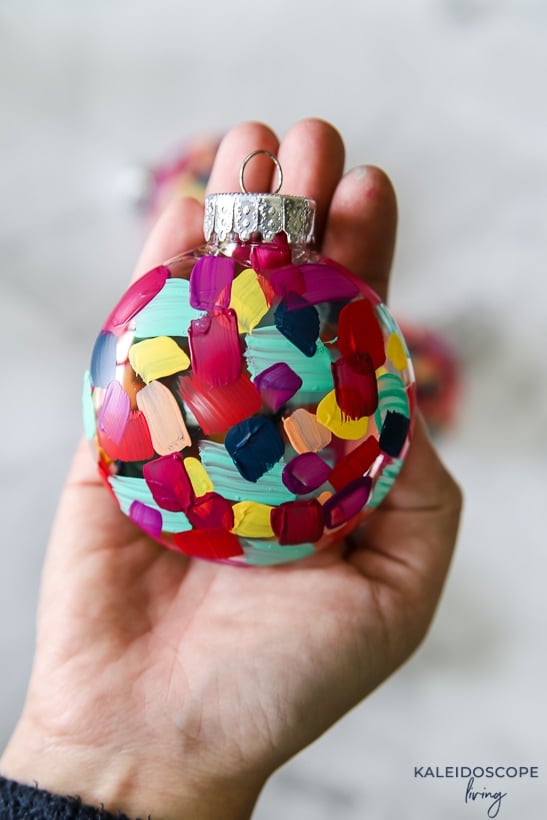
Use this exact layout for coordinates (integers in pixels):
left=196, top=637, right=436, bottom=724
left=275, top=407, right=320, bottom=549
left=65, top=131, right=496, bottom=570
left=82, top=370, right=97, bottom=441
left=199, top=440, right=296, bottom=505
left=134, top=279, right=204, bottom=338
left=367, top=458, right=403, bottom=508
left=109, top=474, right=192, bottom=532
left=374, top=372, right=410, bottom=429
left=245, top=326, right=333, bottom=395
left=240, top=538, right=315, bottom=566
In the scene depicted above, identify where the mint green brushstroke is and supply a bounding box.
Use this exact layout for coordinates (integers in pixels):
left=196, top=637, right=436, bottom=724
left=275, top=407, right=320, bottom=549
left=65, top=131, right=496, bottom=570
left=82, top=371, right=97, bottom=441
left=374, top=372, right=410, bottom=429
left=367, top=458, right=403, bottom=508
left=240, top=538, right=315, bottom=566
left=245, top=326, right=333, bottom=395
left=109, top=475, right=192, bottom=532
left=199, top=440, right=295, bottom=505
left=134, top=279, right=204, bottom=338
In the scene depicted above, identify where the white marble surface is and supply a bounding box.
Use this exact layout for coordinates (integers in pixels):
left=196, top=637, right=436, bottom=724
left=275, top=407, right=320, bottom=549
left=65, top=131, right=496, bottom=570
left=1, top=1, right=546, bottom=817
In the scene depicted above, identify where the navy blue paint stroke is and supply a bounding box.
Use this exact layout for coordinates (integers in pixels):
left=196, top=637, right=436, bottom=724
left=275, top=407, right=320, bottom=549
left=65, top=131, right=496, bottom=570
left=379, top=410, right=410, bottom=457
left=225, top=417, right=285, bottom=482
left=274, top=297, right=319, bottom=358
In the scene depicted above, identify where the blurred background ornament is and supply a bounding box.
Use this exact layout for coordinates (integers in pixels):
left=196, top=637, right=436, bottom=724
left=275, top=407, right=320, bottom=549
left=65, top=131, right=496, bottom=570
left=401, top=323, right=461, bottom=435
left=140, top=134, right=223, bottom=216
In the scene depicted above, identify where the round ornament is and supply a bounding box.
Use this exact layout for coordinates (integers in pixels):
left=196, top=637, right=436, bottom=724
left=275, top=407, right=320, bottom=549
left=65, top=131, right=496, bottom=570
left=84, top=151, right=415, bottom=566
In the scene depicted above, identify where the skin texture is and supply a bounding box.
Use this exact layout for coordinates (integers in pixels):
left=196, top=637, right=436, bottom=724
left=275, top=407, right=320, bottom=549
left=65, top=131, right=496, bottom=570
left=0, top=119, right=462, bottom=820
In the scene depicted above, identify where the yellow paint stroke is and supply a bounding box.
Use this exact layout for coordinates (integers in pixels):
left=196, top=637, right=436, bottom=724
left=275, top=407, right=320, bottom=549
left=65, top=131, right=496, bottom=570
left=184, top=457, right=214, bottom=496
left=232, top=501, right=274, bottom=538
left=387, top=332, right=407, bottom=371
left=129, top=336, right=190, bottom=383
left=316, top=390, right=369, bottom=440
left=136, top=380, right=191, bottom=455
left=230, top=268, right=270, bottom=334
left=282, top=408, right=332, bottom=453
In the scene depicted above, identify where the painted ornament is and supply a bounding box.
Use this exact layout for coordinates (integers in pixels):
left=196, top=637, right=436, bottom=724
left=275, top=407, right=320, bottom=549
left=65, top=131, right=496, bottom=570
left=85, top=151, right=415, bottom=566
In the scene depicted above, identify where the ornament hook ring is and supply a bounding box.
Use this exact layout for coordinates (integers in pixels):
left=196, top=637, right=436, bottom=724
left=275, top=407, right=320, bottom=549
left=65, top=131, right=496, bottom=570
left=239, top=149, right=283, bottom=195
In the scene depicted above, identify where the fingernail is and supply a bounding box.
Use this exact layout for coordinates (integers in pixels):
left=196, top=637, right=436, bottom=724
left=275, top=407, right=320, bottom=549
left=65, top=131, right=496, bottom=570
left=351, top=165, right=370, bottom=181
left=348, top=165, right=383, bottom=201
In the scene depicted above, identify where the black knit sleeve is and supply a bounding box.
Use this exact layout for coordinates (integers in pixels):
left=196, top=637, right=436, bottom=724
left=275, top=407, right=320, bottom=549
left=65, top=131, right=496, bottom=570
left=0, top=776, right=145, bottom=819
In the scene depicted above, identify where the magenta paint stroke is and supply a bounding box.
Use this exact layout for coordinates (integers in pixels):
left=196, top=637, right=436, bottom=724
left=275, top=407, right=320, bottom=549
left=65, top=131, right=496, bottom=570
left=281, top=452, right=331, bottom=495
left=103, top=265, right=169, bottom=334
left=253, top=362, right=303, bottom=412
left=97, top=380, right=131, bottom=445
left=189, top=255, right=235, bottom=310
left=143, top=453, right=194, bottom=513
left=188, top=308, right=242, bottom=387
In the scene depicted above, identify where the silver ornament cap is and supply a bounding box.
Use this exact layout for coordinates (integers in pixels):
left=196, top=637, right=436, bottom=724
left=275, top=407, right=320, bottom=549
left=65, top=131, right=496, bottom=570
left=203, top=150, right=316, bottom=244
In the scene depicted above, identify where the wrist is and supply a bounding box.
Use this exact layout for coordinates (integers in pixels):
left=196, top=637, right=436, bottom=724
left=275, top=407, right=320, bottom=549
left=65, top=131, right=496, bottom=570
left=1, top=717, right=265, bottom=820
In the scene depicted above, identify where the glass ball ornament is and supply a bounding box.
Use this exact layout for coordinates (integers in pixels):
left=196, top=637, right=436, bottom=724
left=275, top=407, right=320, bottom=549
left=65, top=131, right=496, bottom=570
left=84, top=151, right=415, bottom=566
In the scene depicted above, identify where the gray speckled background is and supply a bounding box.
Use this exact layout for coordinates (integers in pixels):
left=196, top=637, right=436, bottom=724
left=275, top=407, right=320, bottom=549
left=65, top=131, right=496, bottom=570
left=1, top=1, right=546, bottom=817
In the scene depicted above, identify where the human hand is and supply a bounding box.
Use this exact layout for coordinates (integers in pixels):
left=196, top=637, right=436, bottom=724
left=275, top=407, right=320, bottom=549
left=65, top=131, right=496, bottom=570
left=0, top=119, right=462, bottom=820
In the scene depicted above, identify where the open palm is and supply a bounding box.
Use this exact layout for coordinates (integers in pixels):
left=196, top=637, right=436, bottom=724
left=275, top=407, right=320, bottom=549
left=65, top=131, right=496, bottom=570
left=1, top=120, right=461, bottom=820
